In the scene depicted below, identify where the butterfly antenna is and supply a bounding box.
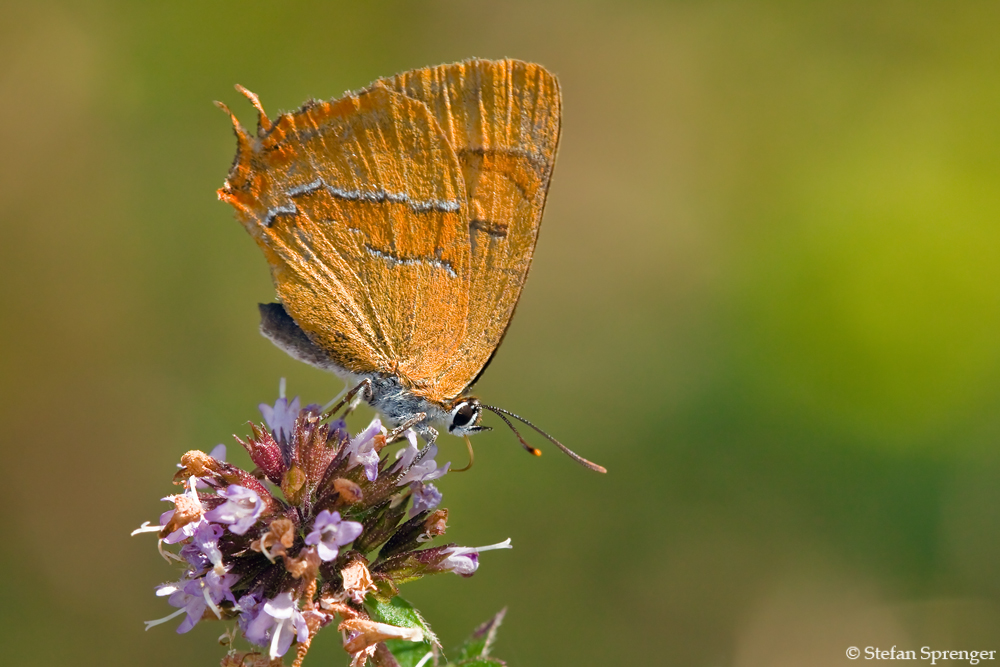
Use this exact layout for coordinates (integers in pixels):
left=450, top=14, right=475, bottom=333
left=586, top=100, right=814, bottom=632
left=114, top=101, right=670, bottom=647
left=481, top=405, right=607, bottom=473
left=482, top=406, right=541, bottom=457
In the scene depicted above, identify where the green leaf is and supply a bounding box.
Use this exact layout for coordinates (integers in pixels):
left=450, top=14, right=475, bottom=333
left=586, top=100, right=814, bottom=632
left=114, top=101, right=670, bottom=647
left=454, top=608, right=506, bottom=661
left=367, top=596, right=440, bottom=667
left=452, top=659, right=506, bottom=667
left=366, top=596, right=440, bottom=646
left=383, top=638, right=434, bottom=667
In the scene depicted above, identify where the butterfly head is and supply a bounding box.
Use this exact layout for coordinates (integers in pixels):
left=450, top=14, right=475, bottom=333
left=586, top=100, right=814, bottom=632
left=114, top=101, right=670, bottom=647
left=446, top=398, right=491, bottom=437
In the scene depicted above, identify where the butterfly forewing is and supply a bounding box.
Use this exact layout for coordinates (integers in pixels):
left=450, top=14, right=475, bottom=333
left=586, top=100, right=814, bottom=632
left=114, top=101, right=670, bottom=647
left=219, top=85, right=472, bottom=382
left=380, top=59, right=562, bottom=401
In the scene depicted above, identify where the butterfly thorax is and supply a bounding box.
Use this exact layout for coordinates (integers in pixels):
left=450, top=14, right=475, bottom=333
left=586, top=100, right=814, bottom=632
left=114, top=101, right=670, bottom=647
left=367, top=372, right=449, bottom=429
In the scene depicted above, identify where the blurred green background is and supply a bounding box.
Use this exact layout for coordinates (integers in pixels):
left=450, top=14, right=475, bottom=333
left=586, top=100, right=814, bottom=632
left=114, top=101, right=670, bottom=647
left=4, top=1, right=1000, bottom=665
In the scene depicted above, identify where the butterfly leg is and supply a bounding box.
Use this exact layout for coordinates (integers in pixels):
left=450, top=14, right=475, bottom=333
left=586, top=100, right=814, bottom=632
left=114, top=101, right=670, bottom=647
left=414, top=424, right=439, bottom=447
left=321, top=379, right=372, bottom=421
left=386, top=413, right=427, bottom=444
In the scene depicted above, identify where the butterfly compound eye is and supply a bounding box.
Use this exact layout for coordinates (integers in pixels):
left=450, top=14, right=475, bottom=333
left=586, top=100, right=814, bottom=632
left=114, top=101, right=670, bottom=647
left=449, top=401, right=479, bottom=431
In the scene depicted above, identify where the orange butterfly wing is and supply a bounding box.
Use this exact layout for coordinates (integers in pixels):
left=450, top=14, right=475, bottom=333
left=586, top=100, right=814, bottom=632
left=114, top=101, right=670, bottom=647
left=379, top=59, right=562, bottom=400
left=218, top=85, right=472, bottom=387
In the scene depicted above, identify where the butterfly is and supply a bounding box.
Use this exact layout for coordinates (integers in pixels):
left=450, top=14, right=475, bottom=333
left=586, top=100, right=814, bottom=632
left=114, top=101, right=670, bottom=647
left=217, top=58, right=604, bottom=472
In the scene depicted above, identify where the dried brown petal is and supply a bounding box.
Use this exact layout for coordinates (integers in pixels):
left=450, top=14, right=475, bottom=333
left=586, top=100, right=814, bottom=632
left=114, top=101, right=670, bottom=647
left=252, top=518, right=297, bottom=559
left=423, top=509, right=448, bottom=538
left=284, top=546, right=321, bottom=579
left=270, top=518, right=296, bottom=548
left=341, top=618, right=422, bottom=653
left=341, top=560, right=376, bottom=603
left=350, top=644, right=377, bottom=667
left=319, top=597, right=360, bottom=618
left=159, top=491, right=203, bottom=539
left=377, top=508, right=445, bottom=559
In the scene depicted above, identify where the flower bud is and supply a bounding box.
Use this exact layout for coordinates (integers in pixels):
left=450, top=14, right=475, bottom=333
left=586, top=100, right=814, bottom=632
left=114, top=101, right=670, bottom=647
left=179, top=450, right=222, bottom=478
left=236, top=424, right=286, bottom=483
left=332, top=478, right=363, bottom=505
left=281, top=465, right=308, bottom=505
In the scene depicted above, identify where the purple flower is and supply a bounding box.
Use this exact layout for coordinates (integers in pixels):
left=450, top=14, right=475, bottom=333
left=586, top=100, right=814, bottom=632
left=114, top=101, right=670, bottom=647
left=241, top=592, right=309, bottom=658
left=441, top=539, right=512, bottom=578
left=392, top=429, right=421, bottom=470
left=304, top=509, right=363, bottom=561
left=179, top=522, right=225, bottom=574
left=344, top=418, right=384, bottom=481
left=204, top=485, right=263, bottom=535
left=396, top=444, right=449, bottom=486
left=237, top=593, right=267, bottom=643
left=259, top=395, right=300, bottom=444
left=409, top=482, right=442, bottom=517
left=147, top=570, right=238, bottom=633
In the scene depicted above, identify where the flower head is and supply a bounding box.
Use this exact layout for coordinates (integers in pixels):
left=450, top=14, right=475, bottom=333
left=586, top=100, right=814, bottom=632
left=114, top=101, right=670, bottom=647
left=135, top=382, right=512, bottom=665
